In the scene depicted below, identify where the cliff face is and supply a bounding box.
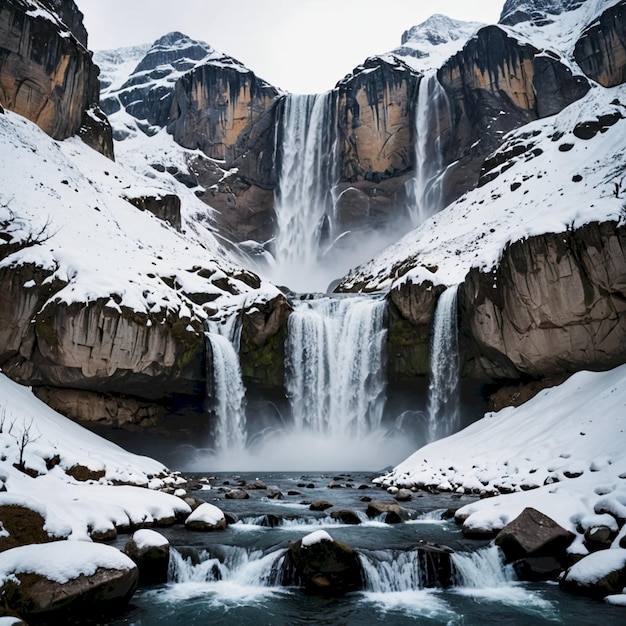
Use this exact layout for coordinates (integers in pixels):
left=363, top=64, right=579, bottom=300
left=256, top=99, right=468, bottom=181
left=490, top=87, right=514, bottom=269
left=574, top=0, right=626, bottom=88
left=0, top=0, right=112, bottom=156
left=437, top=25, right=589, bottom=202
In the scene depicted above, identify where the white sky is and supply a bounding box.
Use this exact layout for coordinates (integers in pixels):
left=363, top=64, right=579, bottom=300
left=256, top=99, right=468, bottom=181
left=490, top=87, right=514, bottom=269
left=75, top=0, right=504, bottom=93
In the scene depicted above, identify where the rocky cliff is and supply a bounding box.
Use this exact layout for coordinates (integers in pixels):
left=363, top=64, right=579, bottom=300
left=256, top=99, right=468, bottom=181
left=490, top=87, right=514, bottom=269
left=0, top=0, right=112, bottom=156
left=574, top=0, right=626, bottom=87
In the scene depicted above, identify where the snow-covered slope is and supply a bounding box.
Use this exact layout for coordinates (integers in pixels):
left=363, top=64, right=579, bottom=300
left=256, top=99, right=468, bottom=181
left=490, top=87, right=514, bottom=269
left=340, top=81, right=626, bottom=291
left=391, top=14, right=484, bottom=72
left=0, top=107, right=276, bottom=319
left=377, top=363, right=626, bottom=554
left=0, top=372, right=190, bottom=540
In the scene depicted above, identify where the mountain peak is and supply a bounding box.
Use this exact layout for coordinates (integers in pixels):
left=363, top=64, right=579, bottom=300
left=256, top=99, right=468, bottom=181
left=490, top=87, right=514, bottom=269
left=401, top=13, right=480, bottom=46
left=499, top=0, right=586, bottom=26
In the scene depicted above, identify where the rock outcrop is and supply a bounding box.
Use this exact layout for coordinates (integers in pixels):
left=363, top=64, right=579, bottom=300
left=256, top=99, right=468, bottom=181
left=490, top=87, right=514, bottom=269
left=499, top=0, right=585, bottom=26
left=437, top=25, right=589, bottom=202
left=0, top=0, right=112, bottom=156
left=574, top=0, right=626, bottom=88
left=460, top=221, right=626, bottom=380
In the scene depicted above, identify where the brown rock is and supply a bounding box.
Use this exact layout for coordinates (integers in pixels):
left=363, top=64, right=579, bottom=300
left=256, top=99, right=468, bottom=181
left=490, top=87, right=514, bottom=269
left=309, top=500, right=333, bottom=512
left=224, top=489, right=249, bottom=500
left=0, top=504, right=62, bottom=552
left=495, top=507, right=575, bottom=562
left=365, top=500, right=409, bottom=524
left=330, top=510, right=362, bottom=525
left=65, top=464, right=106, bottom=482
left=561, top=549, right=626, bottom=598
left=125, top=193, right=182, bottom=232
left=124, top=530, right=170, bottom=585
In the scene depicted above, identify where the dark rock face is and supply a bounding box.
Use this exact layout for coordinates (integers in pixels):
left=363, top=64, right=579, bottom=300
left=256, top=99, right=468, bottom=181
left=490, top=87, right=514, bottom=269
left=495, top=507, right=575, bottom=562
left=499, top=0, right=585, bottom=26
left=79, top=105, right=114, bottom=160
left=437, top=25, right=589, bottom=203
left=0, top=0, right=107, bottom=151
left=286, top=534, right=363, bottom=595
left=461, top=221, right=626, bottom=380
left=125, top=192, right=182, bottom=232
left=124, top=534, right=170, bottom=586
left=574, top=0, right=626, bottom=88
left=414, top=541, right=455, bottom=588
left=365, top=500, right=409, bottom=523
left=239, top=294, right=291, bottom=389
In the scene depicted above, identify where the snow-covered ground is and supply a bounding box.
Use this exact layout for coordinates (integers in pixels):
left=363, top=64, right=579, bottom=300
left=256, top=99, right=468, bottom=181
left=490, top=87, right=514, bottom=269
left=377, top=364, right=626, bottom=558
left=0, top=372, right=190, bottom=540
left=341, top=81, right=626, bottom=290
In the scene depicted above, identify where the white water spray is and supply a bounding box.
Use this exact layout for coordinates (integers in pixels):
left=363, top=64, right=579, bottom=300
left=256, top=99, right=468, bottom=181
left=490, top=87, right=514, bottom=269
left=451, top=545, right=515, bottom=588
left=407, top=72, right=451, bottom=226
left=427, top=285, right=460, bottom=441
left=205, top=315, right=247, bottom=451
left=272, top=92, right=338, bottom=289
left=286, top=295, right=387, bottom=438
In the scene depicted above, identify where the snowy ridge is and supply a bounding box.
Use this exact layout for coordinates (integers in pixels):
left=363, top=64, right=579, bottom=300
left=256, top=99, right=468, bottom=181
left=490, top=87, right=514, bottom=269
left=340, top=82, right=626, bottom=291
left=392, top=14, right=484, bottom=73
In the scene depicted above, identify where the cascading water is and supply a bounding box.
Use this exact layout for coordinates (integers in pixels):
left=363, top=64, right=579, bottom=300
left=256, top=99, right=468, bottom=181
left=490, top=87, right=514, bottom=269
left=205, top=315, right=247, bottom=452
left=285, top=295, right=387, bottom=438
left=272, top=92, right=338, bottom=290
left=427, top=285, right=460, bottom=441
left=451, top=545, right=515, bottom=589
left=406, top=71, right=451, bottom=226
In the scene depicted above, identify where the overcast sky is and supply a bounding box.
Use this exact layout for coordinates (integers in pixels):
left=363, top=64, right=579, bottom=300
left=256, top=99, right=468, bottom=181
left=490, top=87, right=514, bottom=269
left=75, top=1, right=504, bottom=93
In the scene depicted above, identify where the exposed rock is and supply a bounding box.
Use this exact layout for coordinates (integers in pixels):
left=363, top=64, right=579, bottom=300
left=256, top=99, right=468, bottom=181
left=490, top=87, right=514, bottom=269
left=365, top=500, right=409, bottom=523
left=437, top=25, right=589, bottom=203
left=414, top=540, right=455, bottom=588
left=124, top=529, right=170, bottom=585
left=584, top=526, right=615, bottom=552
left=124, top=193, right=182, bottom=232
left=32, top=387, right=163, bottom=428
left=79, top=105, right=114, bottom=160
left=574, top=1, right=626, bottom=88
left=513, top=555, right=565, bottom=581
left=461, top=221, right=626, bottom=380
left=286, top=532, right=363, bottom=595
left=224, top=488, right=249, bottom=500
left=239, top=294, right=291, bottom=389
left=395, top=488, right=413, bottom=502
left=267, top=490, right=284, bottom=500
left=495, top=507, right=575, bottom=562
left=560, top=548, right=626, bottom=598
left=0, top=294, right=205, bottom=401
left=309, top=500, right=333, bottom=512
left=330, top=510, right=362, bottom=525
left=245, top=479, right=267, bottom=490
left=0, top=542, right=138, bottom=619
left=65, top=464, right=105, bottom=482
left=499, top=0, right=585, bottom=26
left=0, top=0, right=106, bottom=148
left=0, top=504, right=57, bottom=552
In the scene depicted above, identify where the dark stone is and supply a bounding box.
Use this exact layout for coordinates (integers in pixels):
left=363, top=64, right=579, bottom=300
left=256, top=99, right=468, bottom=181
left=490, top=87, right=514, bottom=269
left=495, top=507, right=575, bottom=562
left=584, top=526, right=614, bottom=552
left=245, top=479, right=267, bottom=490
left=286, top=534, right=363, bottom=595
left=309, top=500, right=333, bottom=512
left=330, top=510, right=362, bottom=525
left=267, top=490, right=284, bottom=500
left=414, top=541, right=455, bottom=588
left=365, top=500, right=409, bottom=524
left=394, top=489, right=413, bottom=502
left=124, top=532, right=170, bottom=585
left=513, top=555, right=565, bottom=581
left=561, top=551, right=626, bottom=598
left=224, top=489, right=249, bottom=500
left=125, top=193, right=182, bottom=232
left=66, top=464, right=106, bottom=482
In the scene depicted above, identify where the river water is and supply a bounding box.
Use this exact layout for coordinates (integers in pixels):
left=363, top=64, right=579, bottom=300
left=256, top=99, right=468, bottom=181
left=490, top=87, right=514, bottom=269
left=74, top=471, right=626, bottom=626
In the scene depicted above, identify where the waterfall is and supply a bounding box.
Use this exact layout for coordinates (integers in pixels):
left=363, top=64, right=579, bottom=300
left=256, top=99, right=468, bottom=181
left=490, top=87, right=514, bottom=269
left=427, top=285, right=460, bottom=441
left=451, top=545, right=515, bottom=588
left=407, top=72, right=451, bottom=226
left=272, top=92, right=338, bottom=289
left=168, top=546, right=287, bottom=587
left=285, top=295, right=387, bottom=438
left=360, top=550, right=427, bottom=592
left=205, top=315, right=247, bottom=451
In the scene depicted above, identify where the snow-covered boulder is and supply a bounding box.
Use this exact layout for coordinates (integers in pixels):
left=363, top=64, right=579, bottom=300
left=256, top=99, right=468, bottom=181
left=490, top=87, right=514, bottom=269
left=286, top=531, right=363, bottom=595
left=124, top=529, right=170, bottom=585
left=0, top=541, right=138, bottom=619
left=184, top=503, right=226, bottom=531
left=560, top=548, right=626, bottom=598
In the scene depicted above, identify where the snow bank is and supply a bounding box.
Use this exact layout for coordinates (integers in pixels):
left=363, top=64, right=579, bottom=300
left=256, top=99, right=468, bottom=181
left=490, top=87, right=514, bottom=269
left=0, top=541, right=135, bottom=585
left=378, top=364, right=626, bottom=551
left=185, top=502, right=225, bottom=526
left=0, top=373, right=190, bottom=540
left=563, top=549, right=626, bottom=586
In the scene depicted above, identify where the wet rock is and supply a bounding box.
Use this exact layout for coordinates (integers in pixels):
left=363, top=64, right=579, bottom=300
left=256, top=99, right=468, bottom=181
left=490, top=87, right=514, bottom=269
left=286, top=531, right=363, bottom=595
left=414, top=541, right=455, bottom=588
left=181, top=496, right=205, bottom=511
left=258, top=514, right=282, bottom=528
left=560, top=549, right=626, bottom=598
left=327, top=480, right=344, bottom=489
left=224, top=489, right=249, bottom=500
left=245, top=479, right=267, bottom=490
left=513, top=555, right=565, bottom=581
left=584, top=526, right=614, bottom=552
left=395, top=489, right=413, bottom=502
left=365, top=500, right=409, bottom=524
left=495, top=508, right=575, bottom=562
left=124, top=529, right=170, bottom=586
left=267, top=490, right=284, bottom=500
left=287, top=490, right=301, bottom=496
left=330, top=510, right=362, bottom=525
left=309, top=500, right=333, bottom=512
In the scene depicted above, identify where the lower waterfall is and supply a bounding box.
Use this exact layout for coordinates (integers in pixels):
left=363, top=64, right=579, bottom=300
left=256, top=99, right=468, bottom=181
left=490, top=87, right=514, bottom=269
left=205, top=317, right=247, bottom=452
left=285, top=294, right=387, bottom=438
left=427, top=285, right=461, bottom=441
